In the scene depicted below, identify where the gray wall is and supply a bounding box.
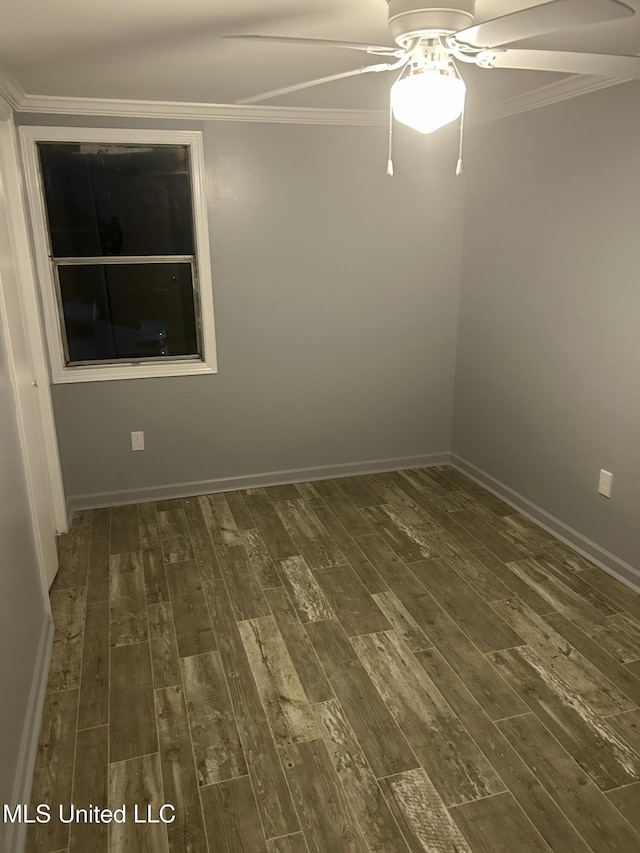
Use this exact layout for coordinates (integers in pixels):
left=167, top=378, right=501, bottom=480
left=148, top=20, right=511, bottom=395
left=0, top=294, right=49, bottom=832
left=21, top=117, right=464, bottom=505
left=453, top=81, right=640, bottom=570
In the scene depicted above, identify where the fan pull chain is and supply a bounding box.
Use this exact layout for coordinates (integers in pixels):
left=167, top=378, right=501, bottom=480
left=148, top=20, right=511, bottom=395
left=456, top=91, right=466, bottom=177
left=387, top=99, right=394, bottom=176
left=386, top=60, right=411, bottom=176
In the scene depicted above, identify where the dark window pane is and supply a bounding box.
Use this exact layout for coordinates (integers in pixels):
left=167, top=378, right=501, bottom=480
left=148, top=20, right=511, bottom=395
left=58, top=263, right=199, bottom=364
left=38, top=143, right=195, bottom=257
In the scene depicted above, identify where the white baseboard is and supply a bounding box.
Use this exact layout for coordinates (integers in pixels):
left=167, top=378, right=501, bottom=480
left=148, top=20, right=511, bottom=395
left=5, top=616, right=53, bottom=853
left=451, top=454, right=640, bottom=594
left=68, top=452, right=450, bottom=512
left=66, top=449, right=638, bottom=594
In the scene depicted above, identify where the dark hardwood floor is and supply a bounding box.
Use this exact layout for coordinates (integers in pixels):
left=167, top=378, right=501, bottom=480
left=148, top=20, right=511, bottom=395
left=26, top=466, right=640, bottom=852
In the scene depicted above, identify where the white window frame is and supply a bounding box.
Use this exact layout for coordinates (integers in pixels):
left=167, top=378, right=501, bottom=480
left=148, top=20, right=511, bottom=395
left=20, top=126, right=217, bottom=383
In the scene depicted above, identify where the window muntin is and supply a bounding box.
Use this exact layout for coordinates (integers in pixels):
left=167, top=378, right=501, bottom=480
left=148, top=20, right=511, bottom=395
left=21, top=127, right=217, bottom=383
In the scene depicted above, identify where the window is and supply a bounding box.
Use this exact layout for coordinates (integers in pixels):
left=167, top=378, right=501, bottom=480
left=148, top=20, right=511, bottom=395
left=21, top=127, right=217, bottom=382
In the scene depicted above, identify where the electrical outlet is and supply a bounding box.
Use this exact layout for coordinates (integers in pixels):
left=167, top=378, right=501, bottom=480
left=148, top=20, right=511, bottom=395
left=131, top=431, right=145, bottom=452
left=598, top=469, right=613, bottom=498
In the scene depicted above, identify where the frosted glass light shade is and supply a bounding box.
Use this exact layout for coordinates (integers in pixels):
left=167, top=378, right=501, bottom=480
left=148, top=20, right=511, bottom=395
left=391, top=72, right=466, bottom=134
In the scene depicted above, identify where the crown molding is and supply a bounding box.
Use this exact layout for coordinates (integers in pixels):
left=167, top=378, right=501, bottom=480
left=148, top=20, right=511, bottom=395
left=0, top=66, right=24, bottom=112
left=468, top=73, right=629, bottom=127
left=4, top=88, right=388, bottom=126
left=0, top=96, right=11, bottom=121
left=0, top=70, right=630, bottom=128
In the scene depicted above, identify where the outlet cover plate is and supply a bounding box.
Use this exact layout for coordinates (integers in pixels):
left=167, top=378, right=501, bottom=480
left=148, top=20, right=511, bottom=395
left=598, top=469, right=613, bottom=498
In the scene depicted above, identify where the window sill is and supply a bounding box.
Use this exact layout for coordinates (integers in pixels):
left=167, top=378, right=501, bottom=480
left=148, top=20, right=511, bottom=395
left=51, top=359, right=216, bottom=384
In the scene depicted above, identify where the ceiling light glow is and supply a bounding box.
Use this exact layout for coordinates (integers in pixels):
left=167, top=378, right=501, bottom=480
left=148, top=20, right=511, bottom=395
left=391, top=70, right=466, bottom=134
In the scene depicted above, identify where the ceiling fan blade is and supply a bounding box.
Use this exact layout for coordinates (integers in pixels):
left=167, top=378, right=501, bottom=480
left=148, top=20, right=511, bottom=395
left=236, top=60, right=406, bottom=105
left=454, top=0, right=634, bottom=49
left=224, top=34, right=402, bottom=57
left=486, top=47, right=640, bottom=76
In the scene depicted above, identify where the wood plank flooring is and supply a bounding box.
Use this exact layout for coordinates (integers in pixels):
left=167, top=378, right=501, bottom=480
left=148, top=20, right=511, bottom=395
left=28, top=466, right=640, bottom=852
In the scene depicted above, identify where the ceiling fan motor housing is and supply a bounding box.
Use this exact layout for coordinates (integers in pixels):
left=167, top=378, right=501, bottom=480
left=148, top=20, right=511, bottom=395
left=387, top=0, right=476, bottom=44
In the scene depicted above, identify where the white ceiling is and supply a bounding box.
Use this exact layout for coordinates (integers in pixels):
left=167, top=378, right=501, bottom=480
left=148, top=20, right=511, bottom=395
left=0, top=0, right=639, bottom=115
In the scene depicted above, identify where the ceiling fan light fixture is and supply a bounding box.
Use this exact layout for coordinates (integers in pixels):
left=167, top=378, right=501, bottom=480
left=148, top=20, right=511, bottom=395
left=390, top=69, right=466, bottom=134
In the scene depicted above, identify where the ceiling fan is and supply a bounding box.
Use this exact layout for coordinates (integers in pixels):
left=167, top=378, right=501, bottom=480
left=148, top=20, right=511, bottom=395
left=227, top=0, right=640, bottom=151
